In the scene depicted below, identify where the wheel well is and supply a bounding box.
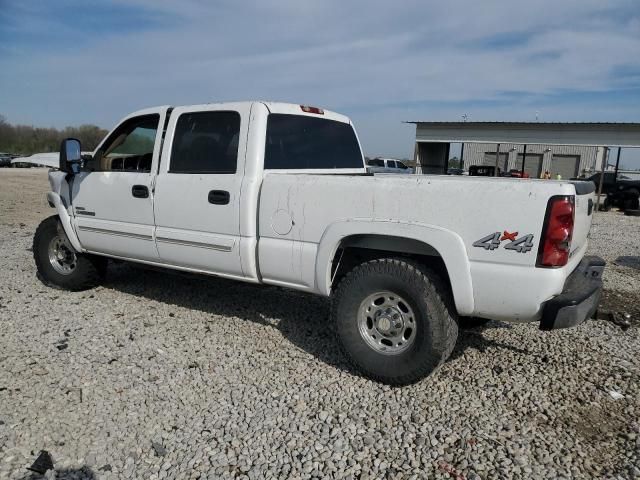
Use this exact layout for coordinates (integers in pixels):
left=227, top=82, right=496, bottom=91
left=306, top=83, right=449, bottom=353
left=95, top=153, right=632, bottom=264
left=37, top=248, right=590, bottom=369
left=330, top=234, right=452, bottom=294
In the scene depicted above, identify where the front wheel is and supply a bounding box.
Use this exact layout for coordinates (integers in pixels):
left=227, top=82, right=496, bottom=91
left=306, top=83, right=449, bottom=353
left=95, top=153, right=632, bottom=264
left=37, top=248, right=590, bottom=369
left=331, top=258, right=458, bottom=385
left=33, top=215, right=106, bottom=291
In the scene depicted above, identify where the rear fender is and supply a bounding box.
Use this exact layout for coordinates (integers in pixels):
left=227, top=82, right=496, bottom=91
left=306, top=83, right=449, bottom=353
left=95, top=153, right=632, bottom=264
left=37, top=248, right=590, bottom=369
left=315, top=220, right=474, bottom=315
left=46, top=191, right=83, bottom=252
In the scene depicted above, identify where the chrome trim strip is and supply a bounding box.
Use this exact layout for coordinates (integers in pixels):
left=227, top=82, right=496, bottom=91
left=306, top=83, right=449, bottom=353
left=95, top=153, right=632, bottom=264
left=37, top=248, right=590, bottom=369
left=156, top=236, right=232, bottom=252
left=77, top=225, right=152, bottom=241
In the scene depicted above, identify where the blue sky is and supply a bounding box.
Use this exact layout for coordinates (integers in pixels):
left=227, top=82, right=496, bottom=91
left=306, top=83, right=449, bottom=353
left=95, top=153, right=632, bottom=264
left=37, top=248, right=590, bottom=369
left=1, top=0, right=639, bottom=167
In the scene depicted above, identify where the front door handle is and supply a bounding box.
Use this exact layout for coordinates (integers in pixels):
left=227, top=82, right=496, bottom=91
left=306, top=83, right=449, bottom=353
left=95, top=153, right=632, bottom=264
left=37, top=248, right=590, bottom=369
left=208, top=190, right=230, bottom=205
left=132, top=185, right=149, bottom=198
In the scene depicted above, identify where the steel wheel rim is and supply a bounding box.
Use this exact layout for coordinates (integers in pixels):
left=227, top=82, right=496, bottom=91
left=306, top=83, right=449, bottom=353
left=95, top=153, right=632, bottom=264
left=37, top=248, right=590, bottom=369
left=47, top=235, right=77, bottom=275
left=357, top=291, right=417, bottom=355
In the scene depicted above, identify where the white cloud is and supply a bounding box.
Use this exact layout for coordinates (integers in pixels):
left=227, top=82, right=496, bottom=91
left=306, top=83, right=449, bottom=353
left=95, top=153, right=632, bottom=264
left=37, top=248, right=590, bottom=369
left=0, top=0, right=639, bottom=158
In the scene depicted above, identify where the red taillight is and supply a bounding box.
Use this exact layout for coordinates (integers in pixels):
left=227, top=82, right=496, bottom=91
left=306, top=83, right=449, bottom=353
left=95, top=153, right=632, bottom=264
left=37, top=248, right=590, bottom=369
left=537, top=195, right=575, bottom=268
left=300, top=105, right=324, bottom=115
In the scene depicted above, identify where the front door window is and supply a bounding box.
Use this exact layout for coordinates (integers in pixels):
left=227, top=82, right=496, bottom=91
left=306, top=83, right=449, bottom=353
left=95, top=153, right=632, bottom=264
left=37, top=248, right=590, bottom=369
left=89, top=114, right=159, bottom=172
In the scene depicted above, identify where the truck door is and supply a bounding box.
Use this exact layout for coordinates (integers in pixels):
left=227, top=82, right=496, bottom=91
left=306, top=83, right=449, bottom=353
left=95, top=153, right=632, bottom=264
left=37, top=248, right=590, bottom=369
left=153, top=103, right=250, bottom=278
left=71, top=107, right=169, bottom=261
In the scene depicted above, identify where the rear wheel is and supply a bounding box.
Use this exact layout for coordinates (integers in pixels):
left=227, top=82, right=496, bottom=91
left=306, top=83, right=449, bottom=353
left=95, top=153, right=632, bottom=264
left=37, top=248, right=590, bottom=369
left=33, top=215, right=106, bottom=291
left=332, top=258, right=458, bottom=385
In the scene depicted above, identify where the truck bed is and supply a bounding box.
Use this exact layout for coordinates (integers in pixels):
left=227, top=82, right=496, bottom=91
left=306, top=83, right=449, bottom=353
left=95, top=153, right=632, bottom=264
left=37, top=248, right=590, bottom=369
left=257, top=174, right=594, bottom=322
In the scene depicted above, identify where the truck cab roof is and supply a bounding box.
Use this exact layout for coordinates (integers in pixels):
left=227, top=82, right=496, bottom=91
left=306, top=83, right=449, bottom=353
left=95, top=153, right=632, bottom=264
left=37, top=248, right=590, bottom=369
left=125, top=101, right=352, bottom=125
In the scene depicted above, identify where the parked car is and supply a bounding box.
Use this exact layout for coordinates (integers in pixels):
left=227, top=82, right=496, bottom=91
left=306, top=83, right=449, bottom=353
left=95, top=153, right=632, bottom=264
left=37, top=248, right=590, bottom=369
left=11, top=152, right=91, bottom=169
left=469, top=165, right=500, bottom=176
left=11, top=155, right=34, bottom=168
left=579, top=172, right=640, bottom=210
left=446, top=168, right=465, bottom=175
left=504, top=169, right=530, bottom=179
left=469, top=165, right=530, bottom=178
left=0, top=154, right=12, bottom=168
left=366, top=158, right=413, bottom=174
left=34, top=101, right=603, bottom=385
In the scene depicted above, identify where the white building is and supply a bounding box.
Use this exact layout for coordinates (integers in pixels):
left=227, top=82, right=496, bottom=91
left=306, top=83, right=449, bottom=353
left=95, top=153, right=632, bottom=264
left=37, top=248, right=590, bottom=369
left=407, top=121, right=640, bottom=178
left=461, top=143, right=606, bottom=178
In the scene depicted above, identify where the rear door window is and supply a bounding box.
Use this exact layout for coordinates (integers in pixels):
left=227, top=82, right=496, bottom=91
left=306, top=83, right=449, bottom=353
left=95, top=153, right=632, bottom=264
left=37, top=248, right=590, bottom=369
left=170, top=111, right=240, bottom=174
left=265, top=114, right=362, bottom=169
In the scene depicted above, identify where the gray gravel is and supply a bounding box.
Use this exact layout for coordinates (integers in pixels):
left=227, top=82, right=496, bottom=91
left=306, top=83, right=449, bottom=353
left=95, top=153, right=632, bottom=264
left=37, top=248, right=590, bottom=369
left=1, top=169, right=640, bottom=479
left=589, top=211, right=640, bottom=321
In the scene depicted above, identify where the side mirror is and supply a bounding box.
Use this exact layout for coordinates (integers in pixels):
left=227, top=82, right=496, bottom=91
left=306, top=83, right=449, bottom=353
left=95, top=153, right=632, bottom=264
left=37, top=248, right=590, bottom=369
left=60, top=138, right=82, bottom=174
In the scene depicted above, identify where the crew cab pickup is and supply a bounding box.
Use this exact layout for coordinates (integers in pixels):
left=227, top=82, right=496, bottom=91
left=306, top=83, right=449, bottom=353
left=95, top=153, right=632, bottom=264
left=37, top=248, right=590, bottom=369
left=34, top=101, right=604, bottom=385
left=365, top=158, right=413, bottom=174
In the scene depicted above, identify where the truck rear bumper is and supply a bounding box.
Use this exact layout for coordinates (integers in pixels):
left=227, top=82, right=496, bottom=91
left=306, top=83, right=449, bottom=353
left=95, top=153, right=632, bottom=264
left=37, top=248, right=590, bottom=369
left=539, top=256, right=605, bottom=331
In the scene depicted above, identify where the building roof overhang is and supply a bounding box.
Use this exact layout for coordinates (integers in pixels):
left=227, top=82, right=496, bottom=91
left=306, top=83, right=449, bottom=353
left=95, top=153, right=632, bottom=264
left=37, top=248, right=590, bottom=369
left=406, top=121, right=640, bottom=147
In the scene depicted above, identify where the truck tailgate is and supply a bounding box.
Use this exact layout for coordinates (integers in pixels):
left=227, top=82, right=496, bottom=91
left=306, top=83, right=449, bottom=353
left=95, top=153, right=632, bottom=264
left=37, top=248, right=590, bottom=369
left=569, top=181, right=596, bottom=260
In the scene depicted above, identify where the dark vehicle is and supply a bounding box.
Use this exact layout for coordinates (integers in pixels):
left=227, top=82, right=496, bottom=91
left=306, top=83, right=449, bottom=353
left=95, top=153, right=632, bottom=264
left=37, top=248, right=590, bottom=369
left=447, top=168, right=464, bottom=175
left=0, top=154, right=13, bottom=168
left=469, top=165, right=501, bottom=176
left=468, top=166, right=531, bottom=178
left=582, top=172, right=640, bottom=210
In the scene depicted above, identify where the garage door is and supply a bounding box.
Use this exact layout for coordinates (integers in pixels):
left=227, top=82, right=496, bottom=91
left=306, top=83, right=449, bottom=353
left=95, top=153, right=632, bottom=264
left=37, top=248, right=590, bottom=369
left=514, top=153, right=543, bottom=178
left=483, top=152, right=509, bottom=171
left=551, top=155, right=580, bottom=179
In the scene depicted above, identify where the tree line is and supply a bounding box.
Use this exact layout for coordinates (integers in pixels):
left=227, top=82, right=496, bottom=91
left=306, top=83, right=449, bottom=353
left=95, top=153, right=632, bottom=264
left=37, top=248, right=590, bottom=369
left=0, top=115, right=108, bottom=155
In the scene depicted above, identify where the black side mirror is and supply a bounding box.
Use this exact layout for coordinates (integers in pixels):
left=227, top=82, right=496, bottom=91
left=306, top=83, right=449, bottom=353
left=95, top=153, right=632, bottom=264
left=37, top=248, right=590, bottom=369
left=60, top=138, right=82, bottom=174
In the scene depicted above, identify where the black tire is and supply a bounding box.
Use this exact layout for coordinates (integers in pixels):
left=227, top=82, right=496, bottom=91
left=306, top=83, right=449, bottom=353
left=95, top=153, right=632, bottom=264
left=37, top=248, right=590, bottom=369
left=33, top=215, right=107, bottom=291
left=599, top=196, right=611, bottom=212
left=458, top=316, right=491, bottom=329
left=624, top=209, right=640, bottom=217
left=331, top=258, right=458, bottom=385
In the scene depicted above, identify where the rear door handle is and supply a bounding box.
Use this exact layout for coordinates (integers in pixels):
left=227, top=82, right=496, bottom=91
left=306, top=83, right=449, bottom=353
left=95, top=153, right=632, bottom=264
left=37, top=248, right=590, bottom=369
left=132, top=185, right=149, bottom=198
left=208, top=190, right=230, bottom=205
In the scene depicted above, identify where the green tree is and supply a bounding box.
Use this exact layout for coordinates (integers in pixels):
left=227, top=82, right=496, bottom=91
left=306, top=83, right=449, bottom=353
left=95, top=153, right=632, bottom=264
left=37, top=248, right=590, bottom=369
left=0, top=115, right=108, bottom=155
left=448, top=157, right=461, bottom=169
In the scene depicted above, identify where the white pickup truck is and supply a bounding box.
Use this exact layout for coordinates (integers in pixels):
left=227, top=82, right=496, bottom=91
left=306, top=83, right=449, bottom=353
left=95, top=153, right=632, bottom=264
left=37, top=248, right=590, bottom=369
left=34, top=101, right=604, bottom=385
left=365, top=158, right=414, bottom=174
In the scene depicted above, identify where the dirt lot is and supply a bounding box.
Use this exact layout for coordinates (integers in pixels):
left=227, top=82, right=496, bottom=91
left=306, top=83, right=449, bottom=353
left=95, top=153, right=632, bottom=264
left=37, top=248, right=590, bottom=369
left=1, top=168, right=639, bottom=480
left=0, top=169, right=52, bottom=227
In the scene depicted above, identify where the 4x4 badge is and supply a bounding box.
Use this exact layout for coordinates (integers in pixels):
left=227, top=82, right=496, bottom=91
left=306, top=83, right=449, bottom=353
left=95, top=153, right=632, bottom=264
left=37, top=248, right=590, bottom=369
left=473, top=231, right=534, bottom=253
left=500, top=231, right=518, bottom=241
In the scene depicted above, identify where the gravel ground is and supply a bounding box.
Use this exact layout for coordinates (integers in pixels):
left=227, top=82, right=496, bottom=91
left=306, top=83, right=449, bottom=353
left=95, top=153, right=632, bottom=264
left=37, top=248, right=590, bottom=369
left=1, top=169, right=639, bottom=480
